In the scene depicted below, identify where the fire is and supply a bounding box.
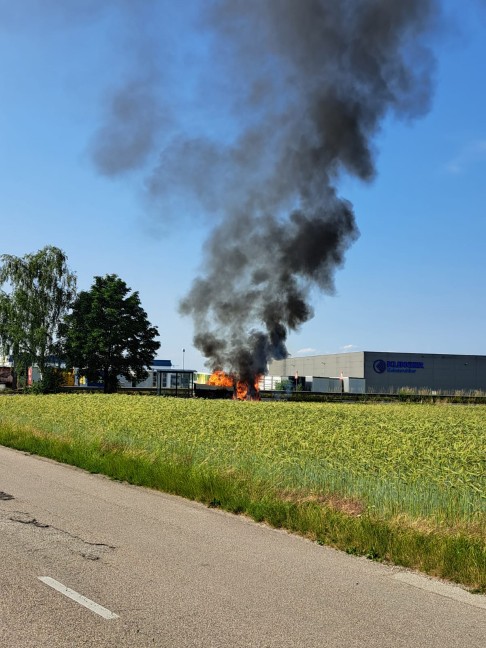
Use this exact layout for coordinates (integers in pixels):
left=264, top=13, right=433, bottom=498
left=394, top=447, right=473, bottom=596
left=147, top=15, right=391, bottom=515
left=235, top=375, right=262, bottom=401
left=235, top=380, right=249, bottom=400
left=208, top=370, right=234, bottom=388
left=207, top=370, right=262, bottom=400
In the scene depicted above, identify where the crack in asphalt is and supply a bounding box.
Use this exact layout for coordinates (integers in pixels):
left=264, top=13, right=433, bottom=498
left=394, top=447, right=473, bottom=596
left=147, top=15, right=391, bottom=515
left=9, top=512, right=50, bottom=527
left=1, top=509, right=117, bottom=561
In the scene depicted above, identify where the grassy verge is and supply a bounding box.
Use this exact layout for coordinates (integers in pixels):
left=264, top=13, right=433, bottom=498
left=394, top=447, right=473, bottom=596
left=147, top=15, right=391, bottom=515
left=0, top=395, right=484, bottom=591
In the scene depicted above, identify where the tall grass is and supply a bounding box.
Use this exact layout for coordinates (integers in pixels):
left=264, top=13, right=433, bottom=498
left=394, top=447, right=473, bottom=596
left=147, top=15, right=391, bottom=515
left=0, top=394, right=484, bottom=590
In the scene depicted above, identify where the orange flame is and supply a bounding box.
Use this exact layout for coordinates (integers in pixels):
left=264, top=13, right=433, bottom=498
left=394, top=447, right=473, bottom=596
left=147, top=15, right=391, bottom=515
left=236, top=380, right=248, bottom=400
left=208, top=370, right=234, bottom=388
left=235, top=375, right=262, bottom=401
left=207, top=370, right=262, bottom=401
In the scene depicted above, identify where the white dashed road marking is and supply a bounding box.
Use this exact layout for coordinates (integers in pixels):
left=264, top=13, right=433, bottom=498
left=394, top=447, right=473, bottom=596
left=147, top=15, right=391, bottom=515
left=38, top=577, right=119, bottom=620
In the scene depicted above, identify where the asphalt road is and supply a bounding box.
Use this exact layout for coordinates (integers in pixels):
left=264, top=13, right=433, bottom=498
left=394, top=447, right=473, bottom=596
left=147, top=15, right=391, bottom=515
left=0, top=445, right=484, bottom=647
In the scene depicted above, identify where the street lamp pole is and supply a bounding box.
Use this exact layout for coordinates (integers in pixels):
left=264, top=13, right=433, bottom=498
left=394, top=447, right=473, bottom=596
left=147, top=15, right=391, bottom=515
left=182, top=348, right=185, bottom=370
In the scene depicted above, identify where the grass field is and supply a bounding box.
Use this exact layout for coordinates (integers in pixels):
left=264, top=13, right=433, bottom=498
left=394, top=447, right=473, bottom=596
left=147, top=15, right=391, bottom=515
left=0, top=394, right=484, bottom=590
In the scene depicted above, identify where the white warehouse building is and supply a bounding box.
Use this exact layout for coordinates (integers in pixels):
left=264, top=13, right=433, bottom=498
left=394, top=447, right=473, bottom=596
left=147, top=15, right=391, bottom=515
left=267, top=351, right=486, bottom=394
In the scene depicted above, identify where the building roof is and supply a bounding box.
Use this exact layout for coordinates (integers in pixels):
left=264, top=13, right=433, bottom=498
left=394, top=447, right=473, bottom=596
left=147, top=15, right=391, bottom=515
left=152, top=359, right=172, bottom=367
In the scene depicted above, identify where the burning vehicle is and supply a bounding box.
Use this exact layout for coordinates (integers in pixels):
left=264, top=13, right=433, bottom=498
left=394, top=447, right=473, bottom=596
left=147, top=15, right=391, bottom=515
left=195, top=370, right=261, bottom=400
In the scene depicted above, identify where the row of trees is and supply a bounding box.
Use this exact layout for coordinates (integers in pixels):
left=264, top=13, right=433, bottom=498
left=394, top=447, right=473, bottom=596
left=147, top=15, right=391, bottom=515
left=0, top=246, right=160, bottom=393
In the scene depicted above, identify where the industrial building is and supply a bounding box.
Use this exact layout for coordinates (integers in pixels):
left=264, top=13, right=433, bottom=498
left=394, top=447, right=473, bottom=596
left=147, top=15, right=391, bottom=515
left=267, top=351, right=486, bottom=394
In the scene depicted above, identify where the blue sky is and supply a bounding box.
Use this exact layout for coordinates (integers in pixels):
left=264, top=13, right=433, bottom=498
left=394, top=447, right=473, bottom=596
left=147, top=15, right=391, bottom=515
left=1, top=1, right=485, bottom=372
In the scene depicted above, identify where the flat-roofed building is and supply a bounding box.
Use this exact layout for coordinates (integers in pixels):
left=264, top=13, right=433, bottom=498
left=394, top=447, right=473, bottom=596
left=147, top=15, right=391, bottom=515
left=267, top=351, right=486, bottom=394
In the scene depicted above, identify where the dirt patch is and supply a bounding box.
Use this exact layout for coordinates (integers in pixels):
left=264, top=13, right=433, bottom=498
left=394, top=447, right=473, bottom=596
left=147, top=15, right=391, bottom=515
left=279, top=490, right=366, bottom=517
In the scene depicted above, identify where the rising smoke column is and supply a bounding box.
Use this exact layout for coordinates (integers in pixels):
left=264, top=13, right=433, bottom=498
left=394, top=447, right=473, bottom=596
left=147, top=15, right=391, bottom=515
left=175, top=0, right=438, bottom=381
left=85, top=0, right=438, bottom=381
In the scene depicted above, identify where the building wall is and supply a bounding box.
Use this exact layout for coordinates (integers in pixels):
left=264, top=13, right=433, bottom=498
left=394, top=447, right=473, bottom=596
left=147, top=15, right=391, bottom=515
left=268, top=352, right=486, bottom=394
left=364, top=352, right=486, bottom=393
left=268, top=353, right=365, bottom=379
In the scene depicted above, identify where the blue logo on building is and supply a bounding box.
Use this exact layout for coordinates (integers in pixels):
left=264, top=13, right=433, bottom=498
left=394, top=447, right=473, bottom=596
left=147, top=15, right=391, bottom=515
left=373, top=358, right=425, bottom=374
left=373, top=359, right=386, bottom=374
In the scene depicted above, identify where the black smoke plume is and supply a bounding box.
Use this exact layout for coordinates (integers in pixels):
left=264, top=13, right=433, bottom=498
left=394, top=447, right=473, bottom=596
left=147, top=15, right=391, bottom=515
left=84, top=0, right=438, bottom=382
left=176, top=0, right=437, bottom=381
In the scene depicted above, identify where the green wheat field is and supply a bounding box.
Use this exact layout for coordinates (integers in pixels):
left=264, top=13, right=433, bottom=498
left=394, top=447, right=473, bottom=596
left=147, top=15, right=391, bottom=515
left=0, top=394, right=484, bottom=590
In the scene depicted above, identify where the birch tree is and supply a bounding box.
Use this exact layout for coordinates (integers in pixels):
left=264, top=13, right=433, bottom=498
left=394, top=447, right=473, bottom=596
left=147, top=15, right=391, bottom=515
left=0, top=246, right=77, bottom=384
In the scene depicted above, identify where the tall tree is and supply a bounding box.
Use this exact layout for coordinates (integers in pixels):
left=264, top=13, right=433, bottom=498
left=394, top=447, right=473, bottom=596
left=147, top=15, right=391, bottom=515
left=0, top=246, right=77, bottom=384
left=61, top=274, right=160, bottom=393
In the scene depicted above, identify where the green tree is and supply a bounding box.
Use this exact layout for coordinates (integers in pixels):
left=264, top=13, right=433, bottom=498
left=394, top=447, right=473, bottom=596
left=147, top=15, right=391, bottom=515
left=0, top=246, right=77, bottom=386
left=61, top=274, right=160, bottom=393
